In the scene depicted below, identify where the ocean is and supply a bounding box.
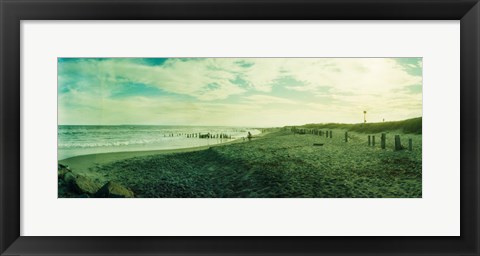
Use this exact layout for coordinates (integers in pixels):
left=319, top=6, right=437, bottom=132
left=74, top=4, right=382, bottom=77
left=58, top=125, right=262, bottom=160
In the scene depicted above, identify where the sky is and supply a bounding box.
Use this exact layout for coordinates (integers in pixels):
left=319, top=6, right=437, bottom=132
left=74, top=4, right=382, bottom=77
left=58, top=58, right=422, bottom=127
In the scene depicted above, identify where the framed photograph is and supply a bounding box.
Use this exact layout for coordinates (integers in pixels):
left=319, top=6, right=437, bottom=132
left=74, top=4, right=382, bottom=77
left=56, top=56, right=423, bottom=199
left=1, top=0, right=479, bottom=255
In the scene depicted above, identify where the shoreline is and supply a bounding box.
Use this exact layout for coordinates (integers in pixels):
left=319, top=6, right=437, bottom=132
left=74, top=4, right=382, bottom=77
left=59, top=131, right=272, bottom=173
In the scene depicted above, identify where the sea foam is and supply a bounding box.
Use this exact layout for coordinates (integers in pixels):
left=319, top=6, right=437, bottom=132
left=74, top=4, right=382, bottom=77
left=58, top=125, right=261, bottom=160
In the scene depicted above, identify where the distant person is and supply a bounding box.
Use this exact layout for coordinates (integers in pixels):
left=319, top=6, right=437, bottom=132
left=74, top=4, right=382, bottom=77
left=247, top=132, right=252, bottom=141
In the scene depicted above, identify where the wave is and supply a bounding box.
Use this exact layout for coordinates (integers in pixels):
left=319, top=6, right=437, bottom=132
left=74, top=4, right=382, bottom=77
left=58, top=137, right=236, bottom=149
left=58, top=126, right=261, bottom=149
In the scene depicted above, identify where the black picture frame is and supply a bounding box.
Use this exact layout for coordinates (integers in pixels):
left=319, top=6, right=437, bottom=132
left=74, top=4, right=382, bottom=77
left=1, top=0, right=479, bottom=255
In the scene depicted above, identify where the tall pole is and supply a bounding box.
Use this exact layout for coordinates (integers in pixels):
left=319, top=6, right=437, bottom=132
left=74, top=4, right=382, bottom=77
left=363, top=111, right=367, bottom=124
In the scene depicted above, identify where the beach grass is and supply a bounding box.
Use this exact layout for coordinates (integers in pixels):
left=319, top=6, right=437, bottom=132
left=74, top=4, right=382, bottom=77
left=59, top=126, right=421, bottom=198
left=300, top=117, right=422, bottom=134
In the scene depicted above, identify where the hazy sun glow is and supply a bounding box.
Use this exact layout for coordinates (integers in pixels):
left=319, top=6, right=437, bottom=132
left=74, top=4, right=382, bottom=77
left=58, top=58, right=422, bottom=127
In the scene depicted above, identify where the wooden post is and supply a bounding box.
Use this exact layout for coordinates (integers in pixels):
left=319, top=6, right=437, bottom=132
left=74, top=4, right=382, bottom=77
left=329, top=131, right=332, bottom=138
left=381, top=133, right=386, bottom=149
left=395, top=135, right=402, bottom=151
left=408, top=138, right=413, bottom=151
left=368, top=135, right=371, bottom=146
left=345, top=132, right=348, bottom=142
left=372, top=136, right=375, bottom=146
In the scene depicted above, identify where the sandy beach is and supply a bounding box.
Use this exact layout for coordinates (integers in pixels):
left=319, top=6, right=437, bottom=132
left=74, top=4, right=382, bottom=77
left=59, top=128, right=422, bottom=198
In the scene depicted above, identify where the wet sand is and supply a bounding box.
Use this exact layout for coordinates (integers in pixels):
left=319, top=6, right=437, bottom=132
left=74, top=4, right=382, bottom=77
left=59, top=132, right=270, bottom=173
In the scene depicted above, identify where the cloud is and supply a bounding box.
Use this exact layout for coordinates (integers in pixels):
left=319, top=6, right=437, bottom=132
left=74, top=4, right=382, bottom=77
left=244, top=95, right=297, bottom=105
left=281, top=58, right=422, bottom=95
left=58, top=57, right=422, bottom=126
left=59, top=58, right=247, bottom=101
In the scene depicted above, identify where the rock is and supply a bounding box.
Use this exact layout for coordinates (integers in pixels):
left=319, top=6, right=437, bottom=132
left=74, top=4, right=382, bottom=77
left=58, top=163, right=70, bottom=170
left=95, top=181, right=134, bottom=198
left=71, top=175, right=102, bottom=195
left=58, top=163, right=71, bottom=179
left=59, top=172, right=76, bottom=197
left=64, top=172, right=76, bottom=184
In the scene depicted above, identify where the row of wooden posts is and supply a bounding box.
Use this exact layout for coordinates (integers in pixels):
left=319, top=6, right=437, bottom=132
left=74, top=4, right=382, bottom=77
left=185, top=133, right=232, bottom=139
left=291, top=128, right=332, bottom=138
left=290, top=128, right=413, bottom=151
left=163, top=133, right=232, bottom=139
left=349, top=132, right=413, bottom=151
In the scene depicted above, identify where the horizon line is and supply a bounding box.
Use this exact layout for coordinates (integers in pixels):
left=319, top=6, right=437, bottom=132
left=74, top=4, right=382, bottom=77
left=58, top=116, right=422, bottom=127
